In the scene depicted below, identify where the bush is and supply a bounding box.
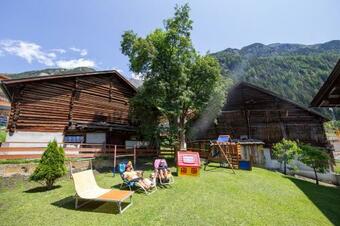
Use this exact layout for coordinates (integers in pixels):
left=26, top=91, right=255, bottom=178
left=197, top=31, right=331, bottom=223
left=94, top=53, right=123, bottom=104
left=272, top=139, right=301, bottom=175
left=30, top=140, right=67, bottom=189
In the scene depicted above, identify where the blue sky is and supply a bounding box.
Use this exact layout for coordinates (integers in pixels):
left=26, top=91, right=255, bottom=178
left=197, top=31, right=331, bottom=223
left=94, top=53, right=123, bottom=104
left=1, top=0, right=339, bottom=78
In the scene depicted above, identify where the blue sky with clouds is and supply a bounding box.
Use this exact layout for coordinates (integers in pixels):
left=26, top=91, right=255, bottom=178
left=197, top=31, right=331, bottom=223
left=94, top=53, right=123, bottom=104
left=1, top=0, right=339, bottom=78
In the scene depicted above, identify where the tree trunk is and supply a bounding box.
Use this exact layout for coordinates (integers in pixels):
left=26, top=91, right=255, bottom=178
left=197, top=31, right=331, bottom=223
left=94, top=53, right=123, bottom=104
left=167, top=116, right=179, bottom=152
left=46, top=179, right=54, bottom=190
left=179, top=115, right=187, bottom=151
left=314, top=167, right=319, bottom=185
left=283, top=161, right=287, bottom=175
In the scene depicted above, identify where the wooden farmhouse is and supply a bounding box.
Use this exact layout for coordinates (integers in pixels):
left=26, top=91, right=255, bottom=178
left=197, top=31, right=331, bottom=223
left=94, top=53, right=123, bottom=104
left=1, top=70, right=137, bottom=147
left=196, top=82, right=330, bottom=148
left=310, top=60, right=340, bottom=107
left=311, top=59, right=340, bottom=160
left=0, top=74, right=11, bottom=119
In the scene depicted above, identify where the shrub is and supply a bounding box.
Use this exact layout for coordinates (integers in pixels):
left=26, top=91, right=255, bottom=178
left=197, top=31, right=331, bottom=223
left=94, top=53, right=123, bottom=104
left=30, top=140, right=67, bottom=189
left=272, top=139, right=301, bottom=175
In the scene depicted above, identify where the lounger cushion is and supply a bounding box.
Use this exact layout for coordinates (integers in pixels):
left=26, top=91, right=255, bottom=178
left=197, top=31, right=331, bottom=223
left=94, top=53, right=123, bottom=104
left=72, top=169, right=110, bottom=199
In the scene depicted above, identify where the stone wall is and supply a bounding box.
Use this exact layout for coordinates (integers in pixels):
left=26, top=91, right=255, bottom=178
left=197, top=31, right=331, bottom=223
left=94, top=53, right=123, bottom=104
left=0, top=163, right=37, bottom=177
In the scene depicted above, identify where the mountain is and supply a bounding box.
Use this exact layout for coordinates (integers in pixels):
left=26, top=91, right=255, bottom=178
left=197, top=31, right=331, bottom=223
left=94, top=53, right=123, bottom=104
left=5, top=67, right=96, bottom=79
left=211, top=40, right=340, bottom=118
left=3, top=67, right=143, bottom=88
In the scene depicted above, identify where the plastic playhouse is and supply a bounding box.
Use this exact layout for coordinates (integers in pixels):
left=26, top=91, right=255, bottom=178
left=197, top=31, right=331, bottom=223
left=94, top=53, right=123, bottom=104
left=177, top=151, right=200, bottom=176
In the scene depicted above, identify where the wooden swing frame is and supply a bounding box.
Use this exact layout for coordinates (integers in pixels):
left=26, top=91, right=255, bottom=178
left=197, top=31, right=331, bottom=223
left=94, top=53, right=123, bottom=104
left=204, top=141, right=236, bottom=174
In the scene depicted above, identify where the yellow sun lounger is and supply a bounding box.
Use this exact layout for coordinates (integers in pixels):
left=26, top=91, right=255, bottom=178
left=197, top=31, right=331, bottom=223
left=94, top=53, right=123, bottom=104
left=72, top=169, right=133, bottom=214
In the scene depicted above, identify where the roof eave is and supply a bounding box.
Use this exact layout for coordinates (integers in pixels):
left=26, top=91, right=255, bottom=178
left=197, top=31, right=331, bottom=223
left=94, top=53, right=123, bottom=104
left=310, top=59, right=340, bottom=107
left=235, top=81, right=330, bottom=121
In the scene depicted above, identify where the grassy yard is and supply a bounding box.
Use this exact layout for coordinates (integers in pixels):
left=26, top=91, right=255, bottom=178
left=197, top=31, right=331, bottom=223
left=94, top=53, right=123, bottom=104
left=335, top=160, right=340, bottom=174
left=0, top=162, right=339, bottom=226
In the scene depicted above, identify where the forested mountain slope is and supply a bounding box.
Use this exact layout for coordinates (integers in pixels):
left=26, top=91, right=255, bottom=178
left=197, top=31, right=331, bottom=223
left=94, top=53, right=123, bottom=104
left=211, top=40, right=340, bottom=118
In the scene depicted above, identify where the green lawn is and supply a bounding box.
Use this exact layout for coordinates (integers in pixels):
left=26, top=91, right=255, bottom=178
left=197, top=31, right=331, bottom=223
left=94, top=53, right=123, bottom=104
left=335, top=160, right=340, bottom=174
left=0, top=162, right=339, bottom=226
left=0, top=129, right=6, bottom=143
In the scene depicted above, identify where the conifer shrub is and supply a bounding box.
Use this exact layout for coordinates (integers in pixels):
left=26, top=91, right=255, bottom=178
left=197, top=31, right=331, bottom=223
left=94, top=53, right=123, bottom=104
left=30, top=140, right=67, bottom=189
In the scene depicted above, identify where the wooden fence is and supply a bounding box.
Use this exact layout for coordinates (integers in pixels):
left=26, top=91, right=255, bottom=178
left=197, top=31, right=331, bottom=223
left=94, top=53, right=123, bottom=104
left=187, top=140, right=212, bottom=158
left=0, top=142, right=158, bottom=160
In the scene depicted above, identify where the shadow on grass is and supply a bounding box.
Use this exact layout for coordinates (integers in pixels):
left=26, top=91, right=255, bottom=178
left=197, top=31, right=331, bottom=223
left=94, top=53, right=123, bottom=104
left=287, top=176, right=340, bottom=225
left=203, top=164, right=236, bottom=174
left=24, top=185, right=61, bottom=193
left=51, top=196, right=129, bottom=214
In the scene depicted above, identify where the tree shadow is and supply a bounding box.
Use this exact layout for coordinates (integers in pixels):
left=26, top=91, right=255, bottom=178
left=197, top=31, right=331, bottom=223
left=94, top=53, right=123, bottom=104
left=203, top=164, right=236, bottom=174
left=24, top=185, right=61, bottom=193
left=287, top=176, right=340, bottom=225
left=51, top=196, right=129, bottom=214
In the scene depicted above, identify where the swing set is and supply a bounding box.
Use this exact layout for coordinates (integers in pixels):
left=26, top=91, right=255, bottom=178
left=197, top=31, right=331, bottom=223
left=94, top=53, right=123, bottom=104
left=204, top=135, right=241, bottom=174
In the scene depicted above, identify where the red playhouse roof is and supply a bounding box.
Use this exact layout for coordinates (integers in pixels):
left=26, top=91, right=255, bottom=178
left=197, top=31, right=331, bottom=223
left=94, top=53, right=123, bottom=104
left=177, top=151, right=200, bottom=167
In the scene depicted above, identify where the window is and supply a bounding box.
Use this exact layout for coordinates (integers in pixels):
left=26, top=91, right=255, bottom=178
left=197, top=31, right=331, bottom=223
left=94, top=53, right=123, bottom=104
left=64, top=135, right=84, bottom=143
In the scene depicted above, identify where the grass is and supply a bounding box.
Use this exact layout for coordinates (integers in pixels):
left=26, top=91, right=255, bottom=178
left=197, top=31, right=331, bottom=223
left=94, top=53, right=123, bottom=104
left=0, top=159, right=41, bottom=164
left=335, top=160, right=340, bottom=174
left=0, top=162, right=339, bottom=226
left=0, top=129, right=6, bottom=143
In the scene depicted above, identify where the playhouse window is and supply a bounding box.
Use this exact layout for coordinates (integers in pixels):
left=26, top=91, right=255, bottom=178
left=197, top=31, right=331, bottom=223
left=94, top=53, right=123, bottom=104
left=183, top=155, right=195, bottom=164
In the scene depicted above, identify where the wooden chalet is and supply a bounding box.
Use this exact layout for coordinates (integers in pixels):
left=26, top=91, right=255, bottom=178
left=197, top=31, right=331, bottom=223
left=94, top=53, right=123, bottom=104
left=1, top=70, right=137, bottom=146
left=0, top=74, right=11, bottom=118
left=310, top=60, right=340, bottom=107
left=195, top=82, right=330, bottom=148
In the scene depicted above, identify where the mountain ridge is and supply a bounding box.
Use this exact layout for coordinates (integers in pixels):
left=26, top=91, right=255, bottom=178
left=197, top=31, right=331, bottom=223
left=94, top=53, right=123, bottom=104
left=2, top=40, right=340, bottom=117
left=211, top=40, right=340, bottom=118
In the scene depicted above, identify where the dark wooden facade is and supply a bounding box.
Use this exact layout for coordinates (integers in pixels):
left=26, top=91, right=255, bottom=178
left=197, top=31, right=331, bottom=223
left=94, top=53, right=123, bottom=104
left=197, top=82, right=330, bottom=148
left=1, top=71, right=137, bottom=144
left=311, top=59, right=340, bottom=107
left=0, top=74, right=11, bottom=119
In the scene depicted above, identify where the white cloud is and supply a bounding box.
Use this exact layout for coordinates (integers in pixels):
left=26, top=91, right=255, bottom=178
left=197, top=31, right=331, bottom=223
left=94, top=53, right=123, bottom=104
left=0, top=40, right=55, bottom=66
left=51, top=48, right=66, bottom=54
left=0, top=39, right=96, bottom=69
left=70, top=47, right=87, bottom=56
left=131, top=72, right=143, bottom=80
left=56, top=58, right=95, bottom=69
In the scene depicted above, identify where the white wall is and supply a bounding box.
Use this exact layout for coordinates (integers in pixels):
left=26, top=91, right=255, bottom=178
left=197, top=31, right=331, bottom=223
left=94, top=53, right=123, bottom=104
left=264, top=148, right=281, bottom=169
left=4, top=131, right=64, bottom=147
left=263, top=148, right=338, bottom=184
left=86, top=133, right=106, bottom=144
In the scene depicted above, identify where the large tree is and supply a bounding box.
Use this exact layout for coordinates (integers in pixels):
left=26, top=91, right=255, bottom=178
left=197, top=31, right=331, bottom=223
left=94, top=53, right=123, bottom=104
left=122, top=4, right=227, bottom=150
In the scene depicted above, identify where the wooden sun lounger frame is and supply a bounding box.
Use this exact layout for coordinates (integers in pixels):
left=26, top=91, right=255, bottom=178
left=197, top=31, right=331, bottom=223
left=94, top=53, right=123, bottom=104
left=70, top=161, right=134, bottom=214
left=74, top=191, right=133, bottom=214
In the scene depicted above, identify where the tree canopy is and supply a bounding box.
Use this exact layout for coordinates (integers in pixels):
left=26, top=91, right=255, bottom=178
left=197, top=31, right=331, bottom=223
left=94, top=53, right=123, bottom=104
left=272, top=139, right=302, bottom=175
left=299, top=143, right=330, bottom=185
left=122, top=4, right=227, bottom=149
